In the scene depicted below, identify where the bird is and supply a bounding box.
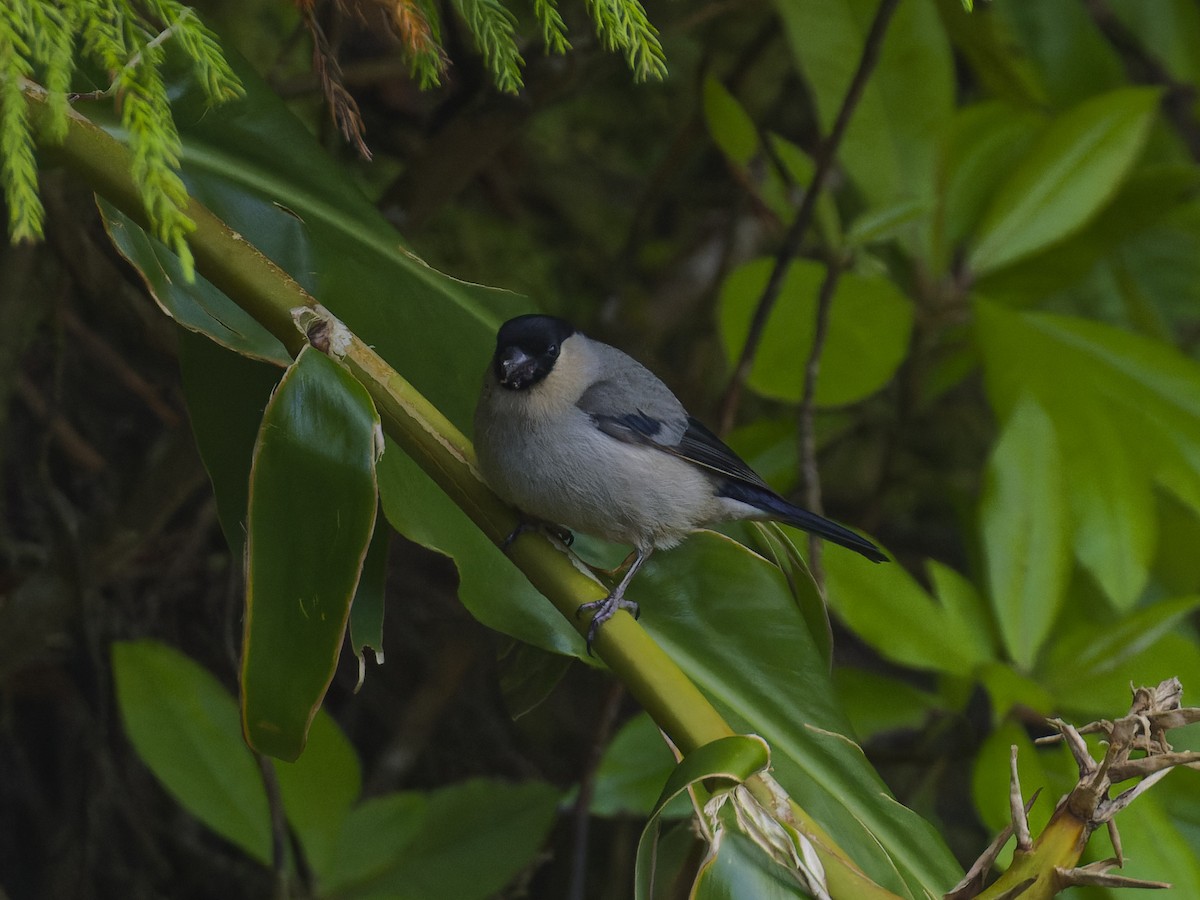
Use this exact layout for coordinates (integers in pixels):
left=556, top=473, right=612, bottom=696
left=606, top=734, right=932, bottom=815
left=473, top=313, right=887, bottom=650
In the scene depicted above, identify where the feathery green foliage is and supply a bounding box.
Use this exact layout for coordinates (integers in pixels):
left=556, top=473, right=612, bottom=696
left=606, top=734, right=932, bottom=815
left=452, top=0, right=525, bottom=94
left=533, top=0, right=571, bottom=56
left=584, top=0, right=666, bottom=83
left=1, top=0, right=43, bottom=241
left=1, top=0, right=242, bottom=276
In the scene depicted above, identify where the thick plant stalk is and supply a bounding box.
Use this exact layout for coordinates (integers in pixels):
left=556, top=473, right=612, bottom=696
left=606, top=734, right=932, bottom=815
left=24, top=86, right=900, bottom=899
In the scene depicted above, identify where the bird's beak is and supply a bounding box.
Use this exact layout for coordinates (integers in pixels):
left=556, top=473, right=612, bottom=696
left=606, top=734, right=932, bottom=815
left=498, top=347, right=538, bottom=389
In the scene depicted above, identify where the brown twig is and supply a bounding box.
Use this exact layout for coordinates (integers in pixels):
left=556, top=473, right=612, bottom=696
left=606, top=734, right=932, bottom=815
left=59, top=308, right=181, bottom=427
left=716, top=0, right=903, bottom=435
left=797, top=257, right=846, bottom=586
left=15, top=374, right=107, bottom=473
left=1081, top=0, right=1200, bottom=161
left=567, top=679, right=628, bottom=900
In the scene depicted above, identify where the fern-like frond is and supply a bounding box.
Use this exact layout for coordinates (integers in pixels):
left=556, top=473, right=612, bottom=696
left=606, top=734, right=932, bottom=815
left=533, top=0, right=570, bottom=55
left=2, top=0, right=243, bottom=277
left=452, top=0, right=525, bottom=93
left=0, top=0, right=43, bottom=241
left=140, top=0, right=243, bottom=104
left=584, top=0, right=666, bottom=82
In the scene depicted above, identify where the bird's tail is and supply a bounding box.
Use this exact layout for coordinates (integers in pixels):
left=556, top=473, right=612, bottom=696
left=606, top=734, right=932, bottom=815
left=719, top=482, right=887, bottom=563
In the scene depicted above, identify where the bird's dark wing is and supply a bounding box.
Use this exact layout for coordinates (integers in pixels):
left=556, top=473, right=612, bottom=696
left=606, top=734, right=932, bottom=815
left=580, top=381, right=770, bottom=490
left=670, top=417, right=772, bottom=489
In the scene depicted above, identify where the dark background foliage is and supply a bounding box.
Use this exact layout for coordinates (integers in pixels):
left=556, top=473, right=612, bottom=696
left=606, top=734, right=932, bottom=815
left=4, top=0, right=1200, bottom=897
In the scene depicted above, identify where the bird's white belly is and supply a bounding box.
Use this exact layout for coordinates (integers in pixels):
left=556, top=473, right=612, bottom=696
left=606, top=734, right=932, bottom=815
left=478, top=411, right=719, bottom=550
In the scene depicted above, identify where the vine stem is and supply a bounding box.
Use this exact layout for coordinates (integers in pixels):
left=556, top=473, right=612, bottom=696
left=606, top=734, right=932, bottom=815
left=716, top=0, right=903, bottom=435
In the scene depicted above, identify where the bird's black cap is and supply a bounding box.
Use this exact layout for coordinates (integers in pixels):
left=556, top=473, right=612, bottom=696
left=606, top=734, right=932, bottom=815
left=492, top=315, right=577, bottom=390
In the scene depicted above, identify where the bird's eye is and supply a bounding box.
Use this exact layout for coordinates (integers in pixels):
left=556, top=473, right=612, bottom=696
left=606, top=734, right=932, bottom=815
left=547, top=343, right=559, bottom=357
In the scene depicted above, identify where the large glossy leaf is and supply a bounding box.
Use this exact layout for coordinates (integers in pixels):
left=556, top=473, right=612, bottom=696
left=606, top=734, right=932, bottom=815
left=99, top=200, right=290, bottom=364
left=972, top=165, right=1200, bottom=310
left=718, top=258, right=913, bottom=407
left=592, top=712, right=690, bottom=819
left=929, top=101, right=1044, bottom=274
left=112, top=639, right=271, bottom=864
left=976, top=301, right=1200, bottom=609
left=775, top=0, right=954, bottom=211
left=636, top=532, right=962, bottom=897
left=823, top=552, right=996, bottom=679
left=272, top=711, right=363, bottom=877
left=177, top=329, right=283, bottom=557
left=320, top=780, right=561, bottom=900
left=968, top=87, right=1160, bottom=275
left=242, top=347, right=380, bottom=760
left=979, top=395, right=1069, bottom=671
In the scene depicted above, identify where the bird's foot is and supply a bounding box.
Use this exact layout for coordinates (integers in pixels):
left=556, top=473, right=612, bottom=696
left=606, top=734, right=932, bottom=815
left=577, top=592, right=640, bottom=654
left=500, top=520, right=574, bottom=551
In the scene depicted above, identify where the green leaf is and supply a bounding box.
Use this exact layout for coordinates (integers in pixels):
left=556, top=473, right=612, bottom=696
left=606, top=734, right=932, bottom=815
left=824, top=553, right=996, bottom=678
left=1040, top=597, right=1200, bottom=717
left=1066, top=411, right=1155, bottom=609
left=747, top=523, right=831, bottom=669
left=977, top=662, right=1054, bottom=722
left=1108, top=0, right=1200, bottom=87
left=935, top=0, right=1047, bottom=107
left=378, top=445, right=582, bottom=656
left=978, top=395, right=1069, bottom=671
left=992, top=1, right=1124, bottom=107
left=774, top=0, right=954, bottom=210
left=592, top=712, right=690, bottom=819
left=970, top=722, right=1070, bottom=840
left=112, top=639, right=271, bottom=864
left=320, top=793, right=426, bottom=893
left=929, top=101, right=1044, bottom=274
left=322, top=780, right=561, bottom=900
left=349, top=517, right=390, bottom=676
left=272, top=710, right=362, bottom=877
left=718, top=258, right=914, bottom=407
left=1095, top=792, right=1200, bottom=894
left=99, top=198, right=290, bottom=364
left=177, top=328, right=283, bottom=557
left=703, top=76, right=759, bottom=168
left=692, top=832, right=812, bottom=899
left=242, top=347, right=380, bottom=760
left=972, top=164, right=1200, bottom=311
left=833, top=668, right=943, bottom=740
left=497, top=641, right=572, bottom=719
left=635, top=735, right=771, bottom=900
left=968, top=87, right=1161, bottom=275
left=976, top=301, right=1200, bottom=607
left=638, top=532, right=963, bottom=896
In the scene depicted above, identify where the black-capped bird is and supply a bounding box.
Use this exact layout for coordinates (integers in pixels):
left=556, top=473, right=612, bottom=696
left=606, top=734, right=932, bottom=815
left=474, top=314, right=886, bottom=649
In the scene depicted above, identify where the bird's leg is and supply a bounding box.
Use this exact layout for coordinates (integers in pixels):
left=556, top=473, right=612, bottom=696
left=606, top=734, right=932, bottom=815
left=500, top=519, right=574, bottom=551
left=586, top=549, right=637, bottom=579
left=577, top=549, right=650, bottom=653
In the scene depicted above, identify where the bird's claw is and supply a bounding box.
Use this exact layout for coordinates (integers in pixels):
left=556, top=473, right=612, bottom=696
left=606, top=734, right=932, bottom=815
left=577, top=593, right=640, bottom=655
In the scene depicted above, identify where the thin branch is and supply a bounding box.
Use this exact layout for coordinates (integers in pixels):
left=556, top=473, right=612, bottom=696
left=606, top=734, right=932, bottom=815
left=1081, top=0, right=1200, bottom=161
left=716, top=0, right=903, bottom=435
left=797, top=256, right=845, bottom=585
